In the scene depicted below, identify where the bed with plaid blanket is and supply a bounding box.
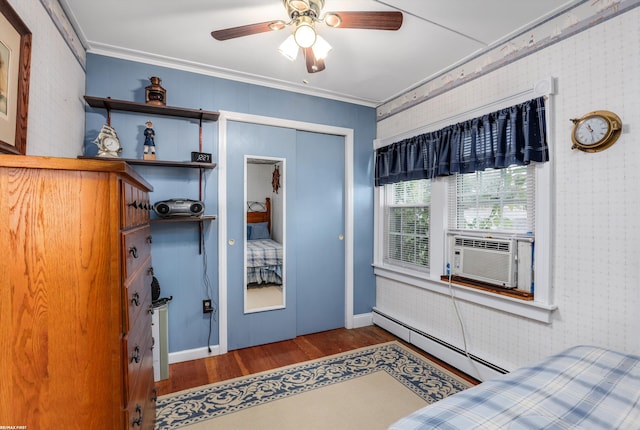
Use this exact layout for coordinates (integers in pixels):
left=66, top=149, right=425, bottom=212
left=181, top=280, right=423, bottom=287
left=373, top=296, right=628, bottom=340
left=246, top=239, right=283, bottom=285
left=389, top=345, right=640, bottom=429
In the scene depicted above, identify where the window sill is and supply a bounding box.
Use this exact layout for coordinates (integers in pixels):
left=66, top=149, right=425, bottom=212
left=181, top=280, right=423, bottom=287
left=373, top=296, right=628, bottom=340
left=438, top=275, right=534, bottom=301
left=373, top=264, right=557, bottom=323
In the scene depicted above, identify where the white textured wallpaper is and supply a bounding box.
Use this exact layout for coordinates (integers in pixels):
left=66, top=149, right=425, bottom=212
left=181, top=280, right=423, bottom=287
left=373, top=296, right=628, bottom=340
left=376, top=7, right=640, bottom=371
left=7, top=0, right=85, bottom=157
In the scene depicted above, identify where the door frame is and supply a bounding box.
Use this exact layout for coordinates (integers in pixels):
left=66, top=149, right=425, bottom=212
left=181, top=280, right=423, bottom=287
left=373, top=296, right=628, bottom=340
left=217, top=110, right=354, bottom=354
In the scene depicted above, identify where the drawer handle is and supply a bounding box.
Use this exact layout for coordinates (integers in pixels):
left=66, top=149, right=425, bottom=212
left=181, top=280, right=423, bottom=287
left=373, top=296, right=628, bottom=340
left=146, top=235, right=153, bottom=244
left=131, top=404, right=143, bottom=427
left=129, top=247, right=138, bottom=258
left=131, top=345, right=140, bottom=363
left=147, top=267, right=154, bottom=276
left=131, top=292, right=140, bottom=307
left=148, top=304, right=155, bottom=315
left=151, top=388, right=158, bottom=402
left=128, top=201, right=138, bottom=209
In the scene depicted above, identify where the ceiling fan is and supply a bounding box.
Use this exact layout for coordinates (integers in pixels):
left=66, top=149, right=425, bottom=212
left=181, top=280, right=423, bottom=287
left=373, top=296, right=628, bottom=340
left=211, top=0, right=403, bottom=73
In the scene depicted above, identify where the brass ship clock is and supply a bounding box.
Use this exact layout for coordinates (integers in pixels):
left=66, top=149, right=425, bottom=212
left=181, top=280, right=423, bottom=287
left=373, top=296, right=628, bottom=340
left=570, top=110, right=621, bottom=153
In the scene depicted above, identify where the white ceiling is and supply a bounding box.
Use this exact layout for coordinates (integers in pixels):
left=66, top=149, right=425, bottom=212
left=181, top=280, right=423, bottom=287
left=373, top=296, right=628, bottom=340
left=61, top=0, right=582, bottom=106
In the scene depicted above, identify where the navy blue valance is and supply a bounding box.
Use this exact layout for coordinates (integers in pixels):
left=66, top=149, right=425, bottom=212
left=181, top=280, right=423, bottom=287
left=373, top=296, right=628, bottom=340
left=375, top=96, right=548, bottom=186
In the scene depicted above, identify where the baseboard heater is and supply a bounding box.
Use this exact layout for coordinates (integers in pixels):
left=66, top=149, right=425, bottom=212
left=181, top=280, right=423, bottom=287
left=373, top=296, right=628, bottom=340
left=372, top=308, right=508, bottom=381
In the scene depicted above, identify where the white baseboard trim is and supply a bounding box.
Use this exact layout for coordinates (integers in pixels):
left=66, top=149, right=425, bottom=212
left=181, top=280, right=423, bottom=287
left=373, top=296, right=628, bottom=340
left=372, top=308, right=506, bottom=381
left=351, top=312, right=373, bottom=328
left=168, top=344, right=221, bottom=364
left=168, top=313, right=372, bottom=364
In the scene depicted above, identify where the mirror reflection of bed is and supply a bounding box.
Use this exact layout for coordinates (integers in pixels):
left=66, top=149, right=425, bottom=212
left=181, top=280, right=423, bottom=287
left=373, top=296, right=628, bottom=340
left=245, top=157, right=285, bottom=313
left=246, top=197, right=283, bottom=310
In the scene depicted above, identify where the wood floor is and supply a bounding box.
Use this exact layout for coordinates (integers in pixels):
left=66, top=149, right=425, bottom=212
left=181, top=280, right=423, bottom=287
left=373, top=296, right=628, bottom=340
left=154, top=325, right=479, bottom=396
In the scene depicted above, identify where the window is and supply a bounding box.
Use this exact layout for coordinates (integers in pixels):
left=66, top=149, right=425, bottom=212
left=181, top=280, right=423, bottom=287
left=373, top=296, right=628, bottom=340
left=447, top=164, right=536, bottom=295
left=374, top=161, right=554, bottom=321
left=449, top=165, right=535, bottom=234
left=373, top=90, right=555, bottom=321
left=385, top=179, right=431, bottom=270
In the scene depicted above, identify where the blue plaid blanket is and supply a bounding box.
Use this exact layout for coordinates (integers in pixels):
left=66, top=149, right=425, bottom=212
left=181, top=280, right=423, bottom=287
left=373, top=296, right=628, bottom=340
left=389, top=345, right=640, bottom=429
left=246, top=239, right=282, bottom=268
left=246, top=239, right=283, bottom=285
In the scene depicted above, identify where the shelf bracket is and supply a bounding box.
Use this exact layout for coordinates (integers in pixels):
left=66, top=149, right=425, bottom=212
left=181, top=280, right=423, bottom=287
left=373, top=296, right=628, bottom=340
left=103, top=97, right=113, bottom=126
left=198, top=115, right=203, bottom=152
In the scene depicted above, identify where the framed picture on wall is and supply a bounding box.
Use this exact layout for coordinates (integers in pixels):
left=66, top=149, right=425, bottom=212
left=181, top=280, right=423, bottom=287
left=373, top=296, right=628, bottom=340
left=0, top=0, right=31, bottom=155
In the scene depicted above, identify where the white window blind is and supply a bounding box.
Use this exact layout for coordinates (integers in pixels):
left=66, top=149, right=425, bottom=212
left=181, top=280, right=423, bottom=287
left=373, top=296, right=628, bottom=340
left=448, top=165, right=535, bottom=234
left=385, top=180, right=431, bottom=270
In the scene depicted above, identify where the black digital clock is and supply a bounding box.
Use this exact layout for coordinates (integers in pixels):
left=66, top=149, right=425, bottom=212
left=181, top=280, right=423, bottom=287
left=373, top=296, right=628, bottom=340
left=191, top=151, right=213, bottom=163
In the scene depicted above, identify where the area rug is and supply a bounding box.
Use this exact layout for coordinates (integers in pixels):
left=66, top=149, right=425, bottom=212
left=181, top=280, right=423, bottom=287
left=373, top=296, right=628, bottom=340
left=155, top=341, right=473, bottom=429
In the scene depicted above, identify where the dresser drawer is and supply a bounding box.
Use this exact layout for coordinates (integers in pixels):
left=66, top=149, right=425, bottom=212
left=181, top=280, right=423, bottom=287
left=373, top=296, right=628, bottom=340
left=123, top=309, right=153, bottom=403
left=124, top=363, right=155, bottom=430
left=122, top=181, right=151, bottom=229
left=124, top=259, right=153, bottom=333
left=123, top=226, right=152, bottom=281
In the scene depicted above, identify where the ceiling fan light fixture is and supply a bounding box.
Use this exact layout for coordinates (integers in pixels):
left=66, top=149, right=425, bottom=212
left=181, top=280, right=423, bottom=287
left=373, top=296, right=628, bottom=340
left=311, top=35, right=332, bottom=60
left=293, top=17, right=316, bottom=48
left=268, top=20, right=287, bottom=31
left=324, top=13, right=341, bottom=28
left=288, top=0, right=311, bottom=12
left=278, top=34, right=299, bottom=61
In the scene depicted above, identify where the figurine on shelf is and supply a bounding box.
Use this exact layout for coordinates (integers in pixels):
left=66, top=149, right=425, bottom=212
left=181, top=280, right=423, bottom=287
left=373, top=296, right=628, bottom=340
left=94, top=124, right=122, bottom=158
left=145, top=76, right=166, bottom=106
left=143, top=120, right=156, bottom=160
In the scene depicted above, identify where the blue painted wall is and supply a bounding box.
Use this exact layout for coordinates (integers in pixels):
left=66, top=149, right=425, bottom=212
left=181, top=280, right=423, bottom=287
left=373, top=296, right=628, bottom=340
left=84, top=54, right=376, bottom=353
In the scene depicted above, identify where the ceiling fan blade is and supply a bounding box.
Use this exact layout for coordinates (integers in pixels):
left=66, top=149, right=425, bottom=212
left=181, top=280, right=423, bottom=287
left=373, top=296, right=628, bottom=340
left=304, top=48, right=326, bottom=73
left=324, top=11, right=403, bottom=30
left=211, top=21, right=282, bottom=41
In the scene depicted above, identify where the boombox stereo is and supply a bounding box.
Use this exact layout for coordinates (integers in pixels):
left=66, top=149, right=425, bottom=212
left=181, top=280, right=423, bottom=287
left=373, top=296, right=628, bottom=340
left=153, top=199, right=205, bottom=218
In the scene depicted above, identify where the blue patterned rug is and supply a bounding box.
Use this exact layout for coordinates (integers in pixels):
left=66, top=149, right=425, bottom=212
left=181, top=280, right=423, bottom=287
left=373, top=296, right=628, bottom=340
left=155, top=341, right=471, bottom=429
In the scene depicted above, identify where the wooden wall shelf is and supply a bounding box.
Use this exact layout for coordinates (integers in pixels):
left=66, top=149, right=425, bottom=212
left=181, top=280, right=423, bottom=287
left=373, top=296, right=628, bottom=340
left=151, top=215, right=217, bottom=224
left=77, top=156, right=216, bottom=169
left=83, top=94, right=218, bottom=255
left=84, top=96, right=219, bottom=121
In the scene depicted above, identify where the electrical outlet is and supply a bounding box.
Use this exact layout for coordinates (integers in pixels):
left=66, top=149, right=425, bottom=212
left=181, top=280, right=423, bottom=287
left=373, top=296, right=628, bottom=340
left=202, top=299, right=214, bottom=314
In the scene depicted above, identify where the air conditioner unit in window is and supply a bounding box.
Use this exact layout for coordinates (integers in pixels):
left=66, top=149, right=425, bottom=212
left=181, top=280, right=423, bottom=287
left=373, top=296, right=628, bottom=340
left=449, top=235, right=533, bottom=290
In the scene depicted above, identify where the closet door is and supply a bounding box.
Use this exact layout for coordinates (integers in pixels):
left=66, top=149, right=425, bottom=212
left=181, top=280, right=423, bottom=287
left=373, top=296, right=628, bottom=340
left=227, top=122, right=297, bottom=350
left=295, top=131, right=345, bottom=335
left=226, top=123, right=346, bottom=349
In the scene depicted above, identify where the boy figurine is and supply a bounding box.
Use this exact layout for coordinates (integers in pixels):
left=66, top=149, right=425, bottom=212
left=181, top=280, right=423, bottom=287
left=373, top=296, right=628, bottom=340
left=143, top=120, right=156, bottom=160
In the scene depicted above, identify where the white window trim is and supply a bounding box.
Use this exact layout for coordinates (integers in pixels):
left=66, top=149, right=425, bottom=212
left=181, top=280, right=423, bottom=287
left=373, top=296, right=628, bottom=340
left=373, top=78, right=557, bottom=324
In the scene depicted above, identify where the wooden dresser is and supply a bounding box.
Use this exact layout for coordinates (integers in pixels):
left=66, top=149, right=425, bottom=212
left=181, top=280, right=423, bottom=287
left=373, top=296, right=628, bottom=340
left=0, top=155, right=156, bottom=429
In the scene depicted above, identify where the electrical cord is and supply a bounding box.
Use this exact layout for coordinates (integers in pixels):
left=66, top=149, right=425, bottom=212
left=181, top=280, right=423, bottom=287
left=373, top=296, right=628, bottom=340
left=203, top=241, right=214, bottom=354
left=207, top=312, right=213, bottom=353
left=446, top=263, right=472, bottom=361
left=201, top=173, right=217, bottom=353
